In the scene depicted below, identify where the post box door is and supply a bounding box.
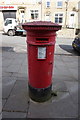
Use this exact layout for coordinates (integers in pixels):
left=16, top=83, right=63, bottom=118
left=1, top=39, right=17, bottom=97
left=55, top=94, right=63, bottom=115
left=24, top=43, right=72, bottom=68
left=27, top=44, right=55, bottom=88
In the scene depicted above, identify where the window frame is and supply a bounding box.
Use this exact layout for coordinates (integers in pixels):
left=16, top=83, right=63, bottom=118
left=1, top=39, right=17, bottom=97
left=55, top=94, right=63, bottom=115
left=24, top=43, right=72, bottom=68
left=46, top=0, right=51, bottom=8
left=54, top=13, right=63, bottom=24
left=5, top=20, right=12, bottom=26
left=30, top=10, right=39, bottom=20
left=56, top=1, right=63, bottom=8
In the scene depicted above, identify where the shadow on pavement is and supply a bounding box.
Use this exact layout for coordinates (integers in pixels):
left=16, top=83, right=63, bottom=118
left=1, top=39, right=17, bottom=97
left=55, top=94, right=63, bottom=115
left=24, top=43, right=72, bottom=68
left=59, top=44, right=80, bottom=56
left=0, top=47, right=14, bottom=52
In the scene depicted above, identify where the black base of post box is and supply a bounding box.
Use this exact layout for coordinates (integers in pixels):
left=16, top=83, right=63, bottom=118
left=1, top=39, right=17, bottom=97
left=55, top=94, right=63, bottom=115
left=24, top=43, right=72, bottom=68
left=28, top=84, right=52, bottom=102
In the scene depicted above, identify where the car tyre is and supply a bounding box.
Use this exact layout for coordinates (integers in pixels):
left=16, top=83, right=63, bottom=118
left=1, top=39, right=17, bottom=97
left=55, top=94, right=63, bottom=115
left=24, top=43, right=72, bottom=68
left=8, top=30, right=15, bottom=36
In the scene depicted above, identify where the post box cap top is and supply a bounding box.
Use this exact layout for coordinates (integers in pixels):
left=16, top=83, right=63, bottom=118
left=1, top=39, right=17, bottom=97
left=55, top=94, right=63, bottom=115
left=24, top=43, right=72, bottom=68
left=22, top=21, right=61, bottom=27
left=22, top=21, right=62, bottom=31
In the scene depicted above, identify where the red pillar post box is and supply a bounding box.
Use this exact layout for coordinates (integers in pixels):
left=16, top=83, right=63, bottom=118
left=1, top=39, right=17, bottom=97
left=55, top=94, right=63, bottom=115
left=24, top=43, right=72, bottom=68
left=22, top=21, right=61, bottom=102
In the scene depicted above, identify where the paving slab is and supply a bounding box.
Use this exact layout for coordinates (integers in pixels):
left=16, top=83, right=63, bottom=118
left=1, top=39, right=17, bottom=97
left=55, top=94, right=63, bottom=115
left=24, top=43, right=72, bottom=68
left=2, top=52, right=27, bottom=74
left=53, top=74, right=76, bottom=82
left=65, top=62, right=78, bottom=69
left=18, top=65, right=27, bottom=74
left=3, top=80, right=29, bottom=112
left=78, top=84, right=80, bottom=118
left=11, top=72, right=28, bottom=80
left=2, top=100, right=6, bottom=108
left=54, top=67, right=73, bottom=78
left=2, top=59, right=12, bottom=68
left=53, top=67, right=74, bottom=80
left=0, top=84, right=2, bottom=100
left=53, top=58, right=78, bottom=81
left=54, top=55, right=63, bottom=62
left=0, top=113, right=2, bottom=120
left=2, top=72, right=13, bottom=77
left=2, top=76, right=16, bottom=99
left=12, top=53, right=27, bottom=59
left=61, top=55, right=78, bottom=62
left=2, top=51, right=27, bottom=62
left=64, top=81, right=78, bottom=104
left=2, top=52, right=15, bottom=60
left=17, top=76, right=28, bottom=81
left=11, top=59, right=24, bottom=65
left=67, top=68, right=78, bottom=80
left=54, top=61, right=66, bottom=68
left=0, top=100, right=2, bottom=113
left=4, top=64, right=20, bottom=73
left=2, top=112, right=27, bottom=118
left=28, top=92, right=78, bottom=118
left=52, top=81, right=68, bottom=92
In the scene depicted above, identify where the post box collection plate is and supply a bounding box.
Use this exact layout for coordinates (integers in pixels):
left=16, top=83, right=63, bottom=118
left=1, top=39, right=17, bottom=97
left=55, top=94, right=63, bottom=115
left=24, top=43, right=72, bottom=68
left=38, top=47, right=46, bottom=59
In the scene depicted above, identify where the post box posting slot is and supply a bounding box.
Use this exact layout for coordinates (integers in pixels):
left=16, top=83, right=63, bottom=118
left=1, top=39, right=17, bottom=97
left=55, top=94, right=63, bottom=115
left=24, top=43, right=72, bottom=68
left=36, top=38, right=48, bottom=42
left=38, top=47, right=46, bottom=59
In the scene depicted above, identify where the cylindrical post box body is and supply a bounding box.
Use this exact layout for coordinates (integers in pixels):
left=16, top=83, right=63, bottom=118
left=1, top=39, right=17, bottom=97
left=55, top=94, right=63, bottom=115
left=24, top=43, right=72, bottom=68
left=22, top=21, right=61, bottom=102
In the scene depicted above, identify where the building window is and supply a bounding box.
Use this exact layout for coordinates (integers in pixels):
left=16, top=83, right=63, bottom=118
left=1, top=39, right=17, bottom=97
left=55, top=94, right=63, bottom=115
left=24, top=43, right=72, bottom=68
left=31, top=10, right=39, bottom=19
left=55, top=13, right=63, bottom=23
left=20, top=10, right=25, bottom=23
left=21, top=11, right=24, bottom=13
left=71, top=13, right=74, bottom=16
left=46, top=1, right=50, bottom=8
left=57, top=1, right=63, bottom=8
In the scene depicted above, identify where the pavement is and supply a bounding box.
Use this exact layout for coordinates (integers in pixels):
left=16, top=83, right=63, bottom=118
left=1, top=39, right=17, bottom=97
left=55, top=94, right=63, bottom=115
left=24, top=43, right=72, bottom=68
left=0, top=33, right=79, bottom=119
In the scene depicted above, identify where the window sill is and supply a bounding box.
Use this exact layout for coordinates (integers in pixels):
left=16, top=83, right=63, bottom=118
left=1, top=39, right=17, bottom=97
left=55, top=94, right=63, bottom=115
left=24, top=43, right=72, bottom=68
left=56, top=7, right=63, bottom=9
left=46, top=7, right=50, bottom=9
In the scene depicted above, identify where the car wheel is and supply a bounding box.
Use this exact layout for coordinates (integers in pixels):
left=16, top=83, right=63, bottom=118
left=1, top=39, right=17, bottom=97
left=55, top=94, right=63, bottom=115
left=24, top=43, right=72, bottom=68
left=72, top=45, right=77, bottom=51
left=8, top=30, right=15, bottom=36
